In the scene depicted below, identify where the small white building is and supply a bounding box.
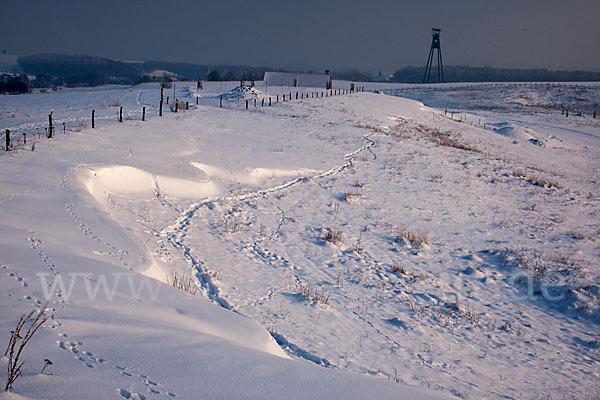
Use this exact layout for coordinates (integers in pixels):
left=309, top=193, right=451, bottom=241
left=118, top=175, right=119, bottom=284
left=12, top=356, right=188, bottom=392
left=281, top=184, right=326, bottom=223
left=264, top=71, right=331, bottom=89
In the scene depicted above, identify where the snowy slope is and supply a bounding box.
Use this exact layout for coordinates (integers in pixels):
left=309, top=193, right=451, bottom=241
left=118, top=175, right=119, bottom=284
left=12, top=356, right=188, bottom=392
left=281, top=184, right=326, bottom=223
left=0, top=83, right=453, bottom=399
left=1, top=81, right=599, bottom=399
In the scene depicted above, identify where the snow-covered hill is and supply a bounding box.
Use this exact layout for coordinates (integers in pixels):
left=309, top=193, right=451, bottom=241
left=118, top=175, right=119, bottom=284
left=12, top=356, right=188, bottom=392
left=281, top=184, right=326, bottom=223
left=1, top=81, right=599, bottom=399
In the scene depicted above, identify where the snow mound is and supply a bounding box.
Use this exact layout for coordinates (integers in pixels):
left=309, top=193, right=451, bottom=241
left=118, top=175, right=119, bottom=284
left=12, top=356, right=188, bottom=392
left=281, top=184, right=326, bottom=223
left=82, top=165, right=220, bottom=201
left=488, top=122, right=543, bottom=145
left=191, top=162, right=318, bottom=185
left=222, top=84, right=262, bottom=101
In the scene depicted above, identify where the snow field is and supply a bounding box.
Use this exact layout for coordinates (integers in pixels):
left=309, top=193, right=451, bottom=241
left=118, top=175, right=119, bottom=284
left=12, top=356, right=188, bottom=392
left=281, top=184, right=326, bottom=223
left=1, top=81, right=599, bottom=399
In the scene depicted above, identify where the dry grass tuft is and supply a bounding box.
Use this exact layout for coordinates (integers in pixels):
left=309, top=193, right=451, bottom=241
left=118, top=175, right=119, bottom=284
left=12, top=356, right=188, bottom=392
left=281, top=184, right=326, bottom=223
left=342, top=190, right=362, bottom=202
left=395, top=227, right=429, bottom=247
left=4, top=303, right=49, bottom=392
left=513, top=170, right=561, bottom=189
left=167, top=270, right=197, bottom=295
left=324, top=227, right=343, bottom=244
left=298, top=283, right=330, bottom=306
left=416, top=125, right=480, bottom=153
left=391, top=265, right=408, bottom=275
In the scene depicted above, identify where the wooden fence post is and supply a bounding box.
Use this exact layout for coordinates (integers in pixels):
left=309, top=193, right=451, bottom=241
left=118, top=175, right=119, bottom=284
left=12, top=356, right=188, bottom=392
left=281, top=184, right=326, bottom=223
left=254, top=98, right=256, bottom=107
left=246, top=100, right=248, bottom=109
left=283, top=94, right=285, bottom=101
left=63, top=122, right=65, bottom=133
left=269, top=97, right=272, bottom=106
left=23, top=133, right=26, bottom=145
left=5, top=129, right=9, bottom=151
left=175, top=101, right=178, bottom=113
left=277, top=95, right=279, bottom=102
left=296, top=92, right=298, bottom=100
left=196, top=96, right=199, bottom=105
left=160, top=87, right=164, bottom=117
left=119, top=106, right=123, bottom=122
left=142, top=107, right=146, bottom=121
left=48, top=113, right=53, bottom=138
left=92, top=110, right=95, bottom=128
left=262, top=99, right=264, bottom=107
left=186, top=101, right=189, bottom=110
left=220, top=96, right=223, bottom=108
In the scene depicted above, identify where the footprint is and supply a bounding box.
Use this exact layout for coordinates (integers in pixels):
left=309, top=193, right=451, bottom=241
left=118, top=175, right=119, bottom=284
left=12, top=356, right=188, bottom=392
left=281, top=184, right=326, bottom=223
left=118, top=388, right=146, bottom=400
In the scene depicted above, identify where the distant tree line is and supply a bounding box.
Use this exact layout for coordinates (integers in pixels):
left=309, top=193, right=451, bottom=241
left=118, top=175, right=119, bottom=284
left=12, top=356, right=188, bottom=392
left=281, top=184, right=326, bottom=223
left=204, top=67, right=269, bottom=82
left=7, top=54, right=600, bottom=93
left=18, top=54, right=141, bottom=87
left=0, top=74, right=29, bottom=94
left=15, top=54, right=272, bottom=89
left=391, top=65, right=600, bottom=83
left=331, top=69, right=373, bottom=82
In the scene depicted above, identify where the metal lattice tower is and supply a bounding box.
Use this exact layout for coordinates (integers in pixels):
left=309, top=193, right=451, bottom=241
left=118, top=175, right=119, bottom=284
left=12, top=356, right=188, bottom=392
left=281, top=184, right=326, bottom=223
left=423, top=28, right=444, bottom=83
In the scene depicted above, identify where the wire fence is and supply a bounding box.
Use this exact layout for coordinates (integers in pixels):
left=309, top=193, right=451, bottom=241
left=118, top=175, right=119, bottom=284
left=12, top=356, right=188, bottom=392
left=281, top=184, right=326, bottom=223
left=1, top=83, right=366, bottom=154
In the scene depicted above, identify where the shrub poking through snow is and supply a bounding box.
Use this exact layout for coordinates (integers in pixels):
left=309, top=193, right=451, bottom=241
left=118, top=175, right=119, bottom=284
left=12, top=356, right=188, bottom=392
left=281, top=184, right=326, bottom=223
left=298, top=282, right=330, bottom=306
left=342, top=190, right=361, bottom=202
left=394, top=227, right=428, bottom=247
left=513, top=170, right=561, bottom=189
left=415, top=124, right=480, bottom=153
left=323, top=227, right=343, bottom=244
left=391, top=265, right=408, bottom=275
left=167, top=271, right=197, bottom=296
left=4, top=302, right=49, bottom=392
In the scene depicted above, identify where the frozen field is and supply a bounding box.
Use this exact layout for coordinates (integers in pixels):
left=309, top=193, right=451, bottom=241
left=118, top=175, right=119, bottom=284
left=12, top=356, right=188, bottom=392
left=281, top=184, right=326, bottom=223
left=0, top=81, right=599, bottom=399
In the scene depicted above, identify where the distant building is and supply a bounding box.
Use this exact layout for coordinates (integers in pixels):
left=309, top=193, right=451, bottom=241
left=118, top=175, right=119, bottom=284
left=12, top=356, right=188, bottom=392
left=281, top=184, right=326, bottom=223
left=264, top=71, right=331, bottom=89
left=373, top=70, right=390, bottom=82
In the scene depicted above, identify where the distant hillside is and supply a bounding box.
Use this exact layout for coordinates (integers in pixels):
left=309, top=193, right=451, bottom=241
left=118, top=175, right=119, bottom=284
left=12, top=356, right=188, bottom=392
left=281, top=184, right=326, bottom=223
left=13, top=54, right=600, bottom=90
left=392, top=65, right=600, bottom=83
left=141, top=61, right=271, bottom=82
left=18, top=54, right=142, bottom=86
left=17, top=54, right=272, bottom=88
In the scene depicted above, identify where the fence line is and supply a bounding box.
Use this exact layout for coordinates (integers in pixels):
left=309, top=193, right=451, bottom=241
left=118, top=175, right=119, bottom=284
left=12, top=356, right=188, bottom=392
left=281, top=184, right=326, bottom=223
left=0, top=83, right=366, bottom=153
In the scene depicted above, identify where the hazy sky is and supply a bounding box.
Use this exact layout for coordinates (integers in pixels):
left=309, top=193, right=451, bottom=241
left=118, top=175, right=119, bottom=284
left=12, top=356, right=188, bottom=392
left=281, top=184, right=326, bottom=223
left=3, top=0, right=600, bottom=72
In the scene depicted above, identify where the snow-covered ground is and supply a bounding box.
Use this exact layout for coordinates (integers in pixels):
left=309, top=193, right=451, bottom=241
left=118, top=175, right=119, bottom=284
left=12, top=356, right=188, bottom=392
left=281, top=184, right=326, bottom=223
left=1, top=81, right=599, bottom=399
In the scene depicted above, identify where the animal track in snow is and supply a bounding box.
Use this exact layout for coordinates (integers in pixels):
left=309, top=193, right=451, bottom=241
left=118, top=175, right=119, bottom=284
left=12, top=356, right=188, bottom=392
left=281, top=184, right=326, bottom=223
left=56, top=334, right=176, bottom=397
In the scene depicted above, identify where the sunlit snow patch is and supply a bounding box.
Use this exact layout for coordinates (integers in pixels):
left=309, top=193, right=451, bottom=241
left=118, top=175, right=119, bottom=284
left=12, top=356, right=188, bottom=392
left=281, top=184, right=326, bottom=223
left=83, top=165, right=219, bottom=201
left=191, top=162, right=318, bottom=185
